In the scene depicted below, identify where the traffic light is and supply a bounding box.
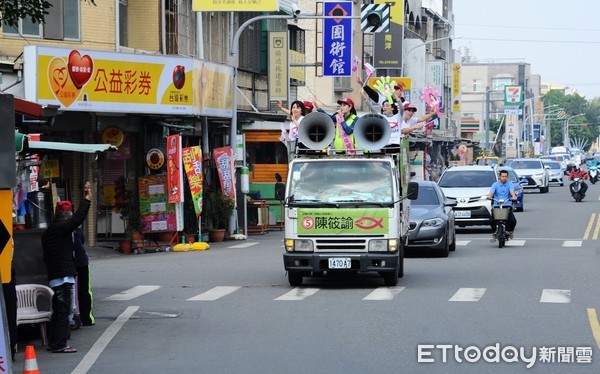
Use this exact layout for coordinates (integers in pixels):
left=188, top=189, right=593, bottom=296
left=360, top=4, right=390, bottom=33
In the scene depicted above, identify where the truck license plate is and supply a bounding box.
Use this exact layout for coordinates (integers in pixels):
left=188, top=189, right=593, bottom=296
left=455, top=211, right=471, bottom=218
left=328, top=258, right=351, bottom=269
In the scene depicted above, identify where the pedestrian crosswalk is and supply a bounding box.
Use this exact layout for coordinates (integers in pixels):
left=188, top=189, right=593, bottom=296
left=104, top=285, right=577, bottom=303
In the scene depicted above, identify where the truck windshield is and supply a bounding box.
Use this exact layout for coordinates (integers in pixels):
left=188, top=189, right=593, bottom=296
left=289, top=160, right=394, bottom=203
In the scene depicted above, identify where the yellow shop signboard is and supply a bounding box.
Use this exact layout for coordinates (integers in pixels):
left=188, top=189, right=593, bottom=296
left=24, top=46, right=194, bottom=115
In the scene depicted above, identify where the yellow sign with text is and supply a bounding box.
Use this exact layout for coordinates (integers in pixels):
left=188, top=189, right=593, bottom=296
left=0, top=190, right=13, bottom=283
left=368, top=77, right=412, bottom=90
left=193, top=0, right=279, bottom=12
left=31, top=46, right=194, bottom=115
left=452, top=63, right=461, bottom=112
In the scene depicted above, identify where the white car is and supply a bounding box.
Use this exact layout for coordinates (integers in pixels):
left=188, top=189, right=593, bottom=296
left=437, top=165, right=497, bottom=228
left=508, top=158, right=550, bottom=193
left=541, top=160, right=564, bottom=186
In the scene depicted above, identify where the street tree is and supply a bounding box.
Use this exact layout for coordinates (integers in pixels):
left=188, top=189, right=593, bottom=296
left=1, top=0, right=96, bottom=28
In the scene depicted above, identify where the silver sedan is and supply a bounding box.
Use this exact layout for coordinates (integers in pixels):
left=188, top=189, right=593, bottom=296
left=407, top=181, right=456, bottom=257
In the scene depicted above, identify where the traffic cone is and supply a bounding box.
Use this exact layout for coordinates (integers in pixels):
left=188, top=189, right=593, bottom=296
left=22, top=345, right=40, bottom=374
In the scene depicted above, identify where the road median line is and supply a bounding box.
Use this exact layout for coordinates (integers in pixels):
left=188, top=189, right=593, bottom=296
left=586, top=308, right=600, bottom=349
left=582, top=213, right=596, bottom=240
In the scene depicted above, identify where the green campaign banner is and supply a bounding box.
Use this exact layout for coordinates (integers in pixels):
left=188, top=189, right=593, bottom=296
left=297, top=208, right=389, bottom=235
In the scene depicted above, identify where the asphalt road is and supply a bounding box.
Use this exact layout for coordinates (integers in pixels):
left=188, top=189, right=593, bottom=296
left=11, top=182, right=600, bottom=373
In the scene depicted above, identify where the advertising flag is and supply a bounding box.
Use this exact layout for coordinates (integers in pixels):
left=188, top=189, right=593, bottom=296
left=166, top=134, right=184, bottom=204
left=182, top=146, right=204, bottom=216
left=213, top=147, right=237, bottom=202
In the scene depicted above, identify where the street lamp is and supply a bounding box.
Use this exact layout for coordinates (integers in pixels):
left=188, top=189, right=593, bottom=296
left=229, top=11, right=361, bottom=235
left=565, top=113, right=586, bottom=148
left=541, top=107, right=565, bottom=154
left=481, top=87, right=502, bottom=152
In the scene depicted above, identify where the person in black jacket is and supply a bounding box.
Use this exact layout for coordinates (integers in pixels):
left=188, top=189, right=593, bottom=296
left=42, top=181, right=92, bottom=353
left=73, top=226, right=94, bottom=326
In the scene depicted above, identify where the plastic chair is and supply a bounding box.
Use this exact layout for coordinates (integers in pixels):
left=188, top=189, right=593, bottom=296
left=16, top=284, right=54, bottom=346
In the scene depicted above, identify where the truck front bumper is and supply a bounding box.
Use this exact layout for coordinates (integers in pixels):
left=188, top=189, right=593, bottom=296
left=283, top=252, right=399, bottom=273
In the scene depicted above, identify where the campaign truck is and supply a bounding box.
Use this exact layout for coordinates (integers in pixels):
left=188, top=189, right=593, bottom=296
left=282, top=112, right=418, bottom=286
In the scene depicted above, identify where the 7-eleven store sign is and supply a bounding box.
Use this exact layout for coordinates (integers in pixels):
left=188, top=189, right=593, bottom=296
left=504, top=85, right=523, bottom=106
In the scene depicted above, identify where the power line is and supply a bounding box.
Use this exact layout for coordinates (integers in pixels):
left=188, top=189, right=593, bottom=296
left=457, top=23, right=600, bottom=33
left=462, top=37, right=600, bottom=44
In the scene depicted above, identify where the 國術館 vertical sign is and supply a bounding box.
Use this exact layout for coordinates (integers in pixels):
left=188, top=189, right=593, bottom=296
left=323, top=2, right=353, bottom=77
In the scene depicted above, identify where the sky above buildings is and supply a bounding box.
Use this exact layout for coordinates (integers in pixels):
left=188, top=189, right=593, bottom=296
left=453, top=0, right=600, bottom=99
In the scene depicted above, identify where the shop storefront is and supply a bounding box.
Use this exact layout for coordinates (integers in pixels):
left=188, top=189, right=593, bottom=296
left=17, top=45, right=235, bottom=248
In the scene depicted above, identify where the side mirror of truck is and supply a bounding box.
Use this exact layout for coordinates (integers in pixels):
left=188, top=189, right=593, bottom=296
left=405, top=181, right=419, bottom=200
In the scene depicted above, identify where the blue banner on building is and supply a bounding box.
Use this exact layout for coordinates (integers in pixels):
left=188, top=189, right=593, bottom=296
left=323, top=1, right=353, bottom=77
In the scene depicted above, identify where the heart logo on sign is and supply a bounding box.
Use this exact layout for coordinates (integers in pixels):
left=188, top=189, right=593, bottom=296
left=48, top=57, right=80, bottom=107
left=67, top=50, right=94, bottom=89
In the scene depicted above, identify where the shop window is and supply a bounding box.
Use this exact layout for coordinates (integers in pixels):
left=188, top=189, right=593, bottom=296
left=165, top=0, right=197, bottom=56
left=3, top=0, right=80, bottom=40
left=119, top=0, right=128, bottom=47
left=247, top=142, right=288, bottom=165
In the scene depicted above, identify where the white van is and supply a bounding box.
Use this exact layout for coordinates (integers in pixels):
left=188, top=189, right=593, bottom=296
left=550, top=146, right=568, bottom=155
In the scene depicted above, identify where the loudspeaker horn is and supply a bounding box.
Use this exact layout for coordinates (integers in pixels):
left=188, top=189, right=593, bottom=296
left=354, top=113, right=391, bottom=151
left=298, top=112, right=336, bottom=150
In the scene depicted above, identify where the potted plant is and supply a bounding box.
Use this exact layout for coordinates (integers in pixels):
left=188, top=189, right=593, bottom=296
left=204, top=192, right=235, bottom=242
left=114, top=176, right=142, bottom=253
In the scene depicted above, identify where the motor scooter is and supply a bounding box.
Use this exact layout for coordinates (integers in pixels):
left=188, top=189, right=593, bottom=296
left=570, top=177, right=585, bottom=202
left=491, top=199, right=511, bottom=248
left=586, top=161, right=599, bottom=184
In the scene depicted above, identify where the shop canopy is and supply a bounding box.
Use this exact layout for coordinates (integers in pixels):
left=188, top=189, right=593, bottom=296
left=15, top=132, right=117, bottom=153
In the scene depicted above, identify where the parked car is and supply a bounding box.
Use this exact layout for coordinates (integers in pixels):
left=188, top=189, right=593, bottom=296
left=437, top=165, right=498, bottom=228
left=501, top=166, right=526, bottom=212
left=541, top=160, right=564, bottom=186
left=507, top=158, right=550, bottom=193
left=407, top=181, right=456, bottom=257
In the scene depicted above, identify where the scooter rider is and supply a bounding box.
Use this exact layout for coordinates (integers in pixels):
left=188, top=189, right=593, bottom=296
left=487, top=169, right=518, bottom=239
left=568, top=165, right=588, bottom=197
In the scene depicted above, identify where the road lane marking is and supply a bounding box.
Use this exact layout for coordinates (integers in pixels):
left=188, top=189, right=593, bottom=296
left=583, top=213, right=596, bottom=240
left=362, top=287, right=406, bottom=300
left=594, top=215, right=600, bottom=240
left=455, top=240, right=471, bottom=246
left=562, top=240, right=583, bottom=247
left=187, top=286, right=241, bottom=301
left=449, top=288, right=486, bottom=302
left=228, top=242, right=259, bottom=248
left=275, top=288, right=320, bottom=301
left=504, top=240, right=525, bottom=246
left=105, top=285, right=161, bottom=301
left=540, top=289, right=571, bottom=303
left=587, top=308, right=600, bottom=349
left=71, top=306, right=139, bottom=374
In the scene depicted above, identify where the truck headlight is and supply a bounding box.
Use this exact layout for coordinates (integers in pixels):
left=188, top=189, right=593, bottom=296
left=285, top=239, right=313, bottom=252
left=368, top=239, right=398, bottom=252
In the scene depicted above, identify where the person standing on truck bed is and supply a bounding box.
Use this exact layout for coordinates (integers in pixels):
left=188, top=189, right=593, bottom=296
left=278, top=100, right=307, bottom=159
left=314, top=97, right=360, bottom=154
left=400, top=102, right=437, bottom=137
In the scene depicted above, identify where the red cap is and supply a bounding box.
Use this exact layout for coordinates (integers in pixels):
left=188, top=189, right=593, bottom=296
left=403, top=102, right=417, bottom=112
left=55, top=201, right=73, bottom=213
left=337, top=97, right=355, bottom=107
left=303, top=101, right=314, bottom=112
left=394, top=83, right=404, bottom=90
